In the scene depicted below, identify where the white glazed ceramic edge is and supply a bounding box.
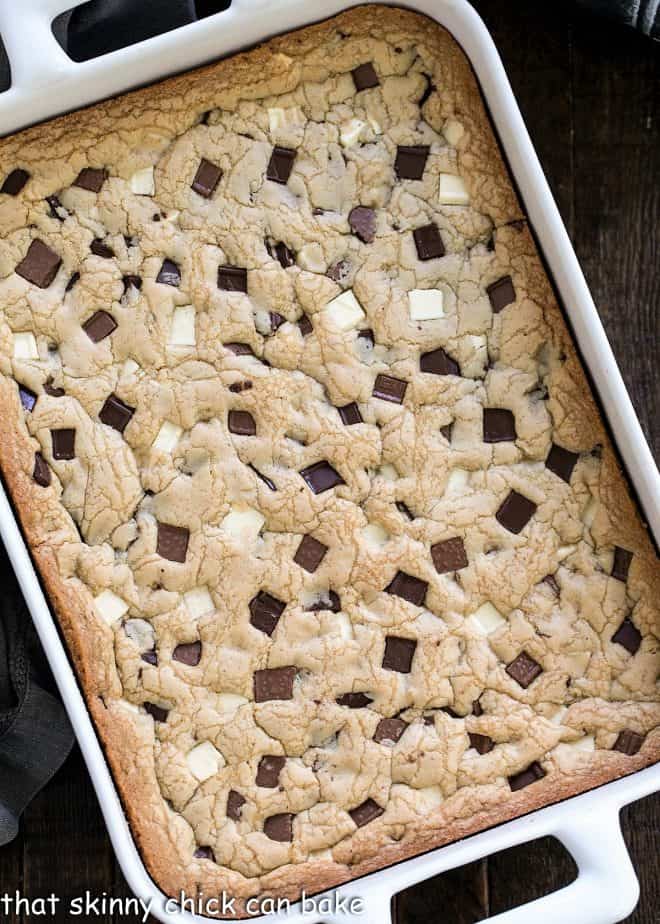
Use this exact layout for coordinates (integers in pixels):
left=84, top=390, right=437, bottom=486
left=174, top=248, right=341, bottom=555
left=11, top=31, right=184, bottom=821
left=0, top=2, right=657, bottom=923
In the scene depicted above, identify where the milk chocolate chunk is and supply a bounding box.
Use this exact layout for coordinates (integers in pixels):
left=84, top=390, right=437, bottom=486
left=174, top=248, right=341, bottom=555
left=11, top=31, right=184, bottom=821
left=1, top=168, right=30, bottom=195
left=386, top=570, right=428, bottom=607
left=226, top=790, right=246, bottom=821
left=172, top=641, right=202, bottom=666
left=264, top=813, right=294, bottom=842
left=228, top=410, right=256, bottom=436
left=611, top=617, right=641, bottom=655
left=191, top=158, right=222, bottom=197
left=431, top=537, right=468, bottom=574
left=545, top=443, right=578, bottom=483
left=254, top=666, right=296, bottom=702
left=349, top=206, right=376, bottom=243
left=266, top=146, right=296, bottom=184
left=156, top=258, right=180, bottom=287
left=496, top=490, right=537, bottom=534
left=217, top=265, right=248, bottom=292
left=299, top=460, right=345, bottom=494
left=90, top=238, right=114, bottom=259
left=33, top=452, right=51, bottom=487
left=256, top=755, right=286, bottom=787
left=74, top=167, right=107, bottom=192
left=483, top=408, right=516, bottom=443
left=18, top=384, right=37, bottom=412
left=506, top=651, right=543, bottom=688
left=394, top=145, right=430, bottom=180
left=99, top=394, right=134, bottom=433
left=468, top=733, right=494, bottom=755
left=338, top=402, right=362, bottom=425
left=141, top=649, right=158, bottom=666
left=269, top=311, right=285, bottom=332
left=508, top=761, right=545, bottom=791
left=123, top=274, right=142, bottom=293
left=487, top=276, right=516, bottom=313
left=294, top=535, right=328, bottom=573
left=298, top=314, right=313, bottom=336
left=16, top=239, right=61, bottom=288
left=336, top=692, right=372, bottom=708
left=156, top=522, right=190, bottom=563
left=194, top=846, right=215, bottom=861
left=51, top=428, right=75, bottom=460
left=144, top=702, right=168, bottom=723
left=352, top=61, right=379, bottom=91
left=373, top=717, right=407, bottom=745
left=349, top=799, right=384, bottom=827
left=224, top=342, right=254, bottom=356
left=612, top=729, right=644, bottom=756
left=396, top=500, right=414, bottom=520
left=373, top=373, right=407, bottom=404
left=249, top=591, right=286, bottom=637
left=82, top=310, right=117, bottom=343
left=382, top=636, right=417, bottom=673
left=413, top=223, right=445, bottom=260
left=420, top=347, right=460, bottom=376
left=611, top=547, right=633, bottom=582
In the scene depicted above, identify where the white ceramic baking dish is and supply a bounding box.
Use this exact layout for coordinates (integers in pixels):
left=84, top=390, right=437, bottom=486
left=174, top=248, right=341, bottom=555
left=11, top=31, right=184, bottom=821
left=0, top=1, right=657, bottom=922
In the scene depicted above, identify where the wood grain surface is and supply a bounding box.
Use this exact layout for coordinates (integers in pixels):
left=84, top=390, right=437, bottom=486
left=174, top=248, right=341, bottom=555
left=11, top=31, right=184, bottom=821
left=0, top=1, right=657, bottom=922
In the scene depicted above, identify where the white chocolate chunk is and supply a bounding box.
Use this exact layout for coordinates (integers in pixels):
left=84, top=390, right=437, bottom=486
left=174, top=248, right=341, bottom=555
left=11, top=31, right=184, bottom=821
left=297, top=243, right=326, bottom=274
left=444, top=119, right=465, bottom=146
left=153, top=421, right=182, bottom=453
left=445, top=468, right=470, bottom=494
left=324, top=289, right=366, bottom=331
left=217, top=693, right=249, bottom=714
left=409, top=288, right=445, bottom=321
left=13, top=332, right=38, bottom=360
left=222, top=505, right=265, bottom=539
left=362, top=523, right=390, bottom=548
left=340, top=118, right=366, bottom=147
left=94, top=589, right=129, bottom=625
left=439, top=173, right=470, bottom=205
left=183, top=586, right=215, bottom=619
left=124, top=618, right=155, bottom=650
left=186, top=741, right=224, bottom=782
left=268, top=106, right=305, bottom=133
left=336, top=613, right=354, bottom=639
left=130, top=166, right=155, bottom=195
left=168, top=307, right=196, bottom=347
left=468, top=602, right=506, bottom=636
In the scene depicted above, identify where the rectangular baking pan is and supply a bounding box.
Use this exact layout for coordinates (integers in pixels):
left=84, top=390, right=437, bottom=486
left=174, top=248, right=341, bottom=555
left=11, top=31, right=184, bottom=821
left=0, top=2, right=658, bottom=923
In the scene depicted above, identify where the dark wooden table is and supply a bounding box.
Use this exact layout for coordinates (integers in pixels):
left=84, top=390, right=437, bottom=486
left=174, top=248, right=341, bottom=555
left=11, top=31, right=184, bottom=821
left=0, top=1, right=657, bottom=921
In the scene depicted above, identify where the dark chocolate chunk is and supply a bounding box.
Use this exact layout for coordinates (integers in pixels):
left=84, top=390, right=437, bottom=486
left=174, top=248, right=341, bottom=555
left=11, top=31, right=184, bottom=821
left=506, top=651, right=543, bottom=689
left=249, top=591, right=286, bottom=637
left=508, top=761, right=545, bottom=791
left=612, top=729, right=644, bottom=756
left=336, top=692, right=373, bottom=708
left=228, top=409, right=256, bottom=436
left=217, top=265, right=248, bottom=292
left=172, top=641, right=202, bottom=666
left=542, top=573, right=560, bottom=596
left=74, top=167, right=107, bottom=193
left=304, top=590, right=341, bottom=613
left=611, top=547, right=633, bottom=583
left=382, top=636, right=417, bottom=673
left=226, top=790, right=246, bottom=821
left=396, top=500, right=414, bottom=521
left=16, top=239, right=61, bottom=289
left=358, top=328, right=374, bottom=348
left=51, top=428, right=75, bottom=460
left=545, top=443, right=578, bottom=483
left=338, top=402, right=362, bottom=425
left=294, top=535, right=328, bottom=573
left=82, top=309, right=117, bottom=343
left=191, top=158, right=222, bottom=198
left=266, top=239, right=296, bottom=268
left=487, top=276, right=516, bottom=313
left=65, top=272, right=80, bottom=293
left=156, top=258, right=180, bottom=287
left=394, top=145, right=430, bottom=181
left=611, top=617, right=641, bottom=655
left=373, top=717, right=407, bottom=745
left=385, top=570, right=428, bottom=607
left=44, top=378, right=65, bottom=397
left=90, top=238, right=114, bottom=259
left=194, top=846, right=215, bottom=861
left=256, top=755, right=286, bottom=788
left=254, top=666, right=296, bottom=702
left=269, top=311, right=285, bottom=332
left=266, top=146, right=296, bottom=184
left=264, top=812, right=294, bottom=842
left=99, top=394, right=134, bottom=434
left=413, top=223, right=445, bottom=261
left=472, top=698, right=484, bottom=717
left=123, top=274, right=142, bottom=293
left=352, top=62, right=379, bottom=91
left=248, top=463, right=277, bottom=491
left=156, top=522, right=189, bottom=563
left=141, top=649, right=158, bottom=666
left=431, top=537, right=468, bottom=574
left=33, top=452, right=51, bottom=487
left=299, top=460, right=345, bottom=494
left=1, top=168, right=30, bottom=196
left=229, top=380, right=253, bottom=393
left=144, top=702, right=168, bottom=723
left=298, top=314, right=313, bottom=336
left=349, top=798, right=384, bottom=828
left=18, top=384, right=37, bottom=412
left=420, top=347, right=460, bottom=376
left=373, top=373, right=407, bottom=404
left=496, top=490, right=537, bottom=534
left=224, top=342, right=254, bottom=356
left=46, top=195, right=65, bottom=221
left=349, top=206, right=376, bottom=243
left=468, top=732, right=494, bottom=755
left=418, top=74, right=435, bottom=106
left=483, top=408, right=517, bottom=443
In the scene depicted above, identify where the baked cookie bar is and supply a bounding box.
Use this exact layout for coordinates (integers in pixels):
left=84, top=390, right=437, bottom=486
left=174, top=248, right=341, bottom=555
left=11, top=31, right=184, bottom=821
left=0, top=4, right=657, bottom=913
